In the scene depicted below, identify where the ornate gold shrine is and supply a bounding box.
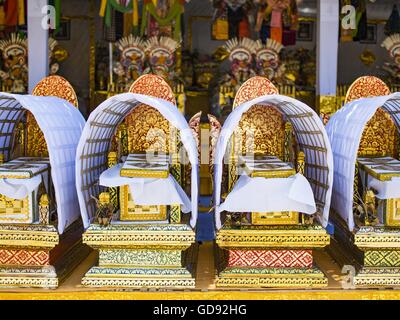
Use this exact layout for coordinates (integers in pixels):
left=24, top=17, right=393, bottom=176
left=82, top=74, right=196, bottom=289
left=330, top=76, right=400, bottom=288
left=0, top=76, right=89, bottom=288
left=215, top=76, right=330, bottom=289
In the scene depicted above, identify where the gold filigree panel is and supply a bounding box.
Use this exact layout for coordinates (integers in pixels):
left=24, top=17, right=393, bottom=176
left=125, top=74, right=177, bottom=154
left=345, top=77, right=398, bottom=157
left=233, top=76, right=278, bottom=108
left=358, top=108, right=398, bottom=157
left=26, top=76, right=78, bottom=157
left=125, top=104, right=172, bottom=153
left=345, top=76, right=390, bottom=104
left=235, top=105, right=285, bottom=158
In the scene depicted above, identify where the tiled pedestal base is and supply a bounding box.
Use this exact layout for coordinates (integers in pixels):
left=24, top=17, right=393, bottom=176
left=215, top=225, right=330, bottom=288
left=353, top=227, right=400, bottom=287
left=82, top=224, right=196, bottom=288
left=0, top=222, right=90, bottom=288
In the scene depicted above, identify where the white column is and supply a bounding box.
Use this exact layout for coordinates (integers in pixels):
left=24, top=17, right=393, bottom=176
left=28, top=0, right=49, bottom=93
left=316, top=0, right=339, bottom=98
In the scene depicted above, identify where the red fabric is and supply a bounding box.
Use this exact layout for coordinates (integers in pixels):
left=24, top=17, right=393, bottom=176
left=271, top=26, right=283, bottom=43
left=238, top=18, right=250, bottom=38
left=5, top=0, right=17, bottom=26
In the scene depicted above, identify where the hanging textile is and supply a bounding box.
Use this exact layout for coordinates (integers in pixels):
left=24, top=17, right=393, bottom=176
left=140, top=0, right=184, bottom=41
left=385, top=4, right=400, bottom=36
left=257, top=0, right=291, bottom=44
left=212, top=0, right=229, bottom=41
left=0, top=1, right=5, bottom=27
left=352, top=0, right=367, bottom=42
left=100, top=0, right=140, bottom=35
left=4, top=0, right=17, bottom=26
left=282, top=0, right=297, bottom=46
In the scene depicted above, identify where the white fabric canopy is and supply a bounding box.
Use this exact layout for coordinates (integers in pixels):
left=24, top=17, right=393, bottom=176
left=217, top=174, right=316, bottom=215
left=326, top=93, right=400, bottom=231
left=0, top=93, right=86, bottom=233
left=99, top=164, right=191, bottom=212
left=76, top=93, right=199, bottom=229
left=214, top=94, right=333, bottom=229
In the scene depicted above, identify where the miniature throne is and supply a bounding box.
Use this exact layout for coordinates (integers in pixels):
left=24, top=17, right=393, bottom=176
left=328, top=76, right=400, bottom=287
left=81, top=74, right=196, bottom=288
left=215, top=76, right=330, bottom=288
left=0, top=75, right=88, bottom=288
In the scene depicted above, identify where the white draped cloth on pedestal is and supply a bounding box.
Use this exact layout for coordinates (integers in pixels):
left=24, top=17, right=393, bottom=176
left=0, top=93, right=85, bottom=234
left=76, top=93, right=199, bottom=229
left=213, top=94, right=333, bottom=229
left=326, top=93, right=400, bottom=231
left=217, top=173, right=316, bottom=215
left=99, top=164, right=191, bottom=212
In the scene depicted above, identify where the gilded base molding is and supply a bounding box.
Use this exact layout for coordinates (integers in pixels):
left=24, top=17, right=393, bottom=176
left=0, top=224, right=59, bottom=249
left=0, top=221, right=90, bottom=289
left=83, top=223, right=197, bottom=289
left=216, top=224, right=330, bottom=249
left=83, top=223, right=195, bottom=250
left=354, top=267, right=400, bottom=287
left=354, top=226, right=400, bottom=249
left=0, top=266, right=58, bottom=289
left=215, top=267, right=328, bottom=288
left=82, top=267, right=195, bottom=289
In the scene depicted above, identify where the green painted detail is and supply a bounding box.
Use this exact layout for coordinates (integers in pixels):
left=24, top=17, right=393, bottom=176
left=99, top=249, right=182, bottom=267
left=86, top=267, right=191, bottom=276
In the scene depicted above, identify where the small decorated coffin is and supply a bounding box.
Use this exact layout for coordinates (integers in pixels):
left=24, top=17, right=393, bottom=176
left=120, top=153, right=170, bottom=179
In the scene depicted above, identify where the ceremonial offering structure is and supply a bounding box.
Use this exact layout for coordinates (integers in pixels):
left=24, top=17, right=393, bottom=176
left=0, top=75, right=88, bottom=288
left=76, top=74, right=199, bottom=288
left=213, top=76, right=332, bottom=288
left=327, top=76, right=400, bottom=287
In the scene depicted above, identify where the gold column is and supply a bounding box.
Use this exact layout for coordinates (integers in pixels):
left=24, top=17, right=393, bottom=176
left=107, top=152, right=118, bottom=210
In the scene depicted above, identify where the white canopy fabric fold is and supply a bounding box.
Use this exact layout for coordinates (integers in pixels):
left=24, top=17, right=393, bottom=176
left=214, top=94, right=333, bottom=229
left=75, top=93, right=199, bottom=229
left=217, top=174, right=316, bottom=215
left=326, top=93, right=400, bottom=231
left=0, top=93, right=85, bottom=233
left=99, top=164, right=191, bottom=212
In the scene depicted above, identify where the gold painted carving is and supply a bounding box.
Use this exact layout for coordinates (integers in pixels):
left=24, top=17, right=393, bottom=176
left=26, top=75, right=78, bottom=157
left=119, top=185, right=167, bottom=221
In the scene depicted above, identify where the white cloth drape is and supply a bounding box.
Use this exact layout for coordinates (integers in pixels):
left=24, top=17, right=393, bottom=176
left=326, top=93, right=400, bottom=231
left=0, top=93, right=85, bottom=234
left=0, top=175, right=42, bottom=200
left=217, top=173, right=316, bottom=215
left=99, top=164, right=191, bottom=212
